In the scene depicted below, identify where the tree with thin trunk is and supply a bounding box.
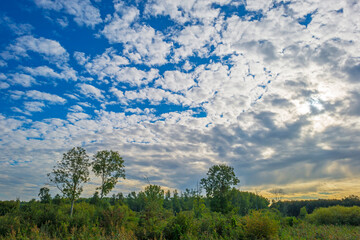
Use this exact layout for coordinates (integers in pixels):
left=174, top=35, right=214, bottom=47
left=48, top=147, right=90, bottom=217
left=200, top=164, right=239, bottom=213
left=38, top=187, right=51, bottom=203
left=92, top=150, right=125, bottom=199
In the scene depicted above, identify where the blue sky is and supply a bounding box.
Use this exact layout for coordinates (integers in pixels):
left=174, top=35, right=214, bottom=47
left=1, top=0, right=360, bottom=201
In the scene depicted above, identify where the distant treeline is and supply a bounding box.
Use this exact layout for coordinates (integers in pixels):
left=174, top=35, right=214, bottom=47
left=1, top=147, right=360, bottom=239
left=271, top=195, right=360, bottom=216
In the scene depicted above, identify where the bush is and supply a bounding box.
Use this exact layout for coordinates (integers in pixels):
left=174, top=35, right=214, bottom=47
left=307, top=205, right=360, bottom=225
left=0, top=201, right=20, bottom=216
left=243, top=210, right=279, bottom=240
left=281, top=216, right=299, bottom=227
left=164, top=211, right=195, bottom=239
left=99, top=204, right=137, bottom=234
left=0, top=214, right=21, bottom=237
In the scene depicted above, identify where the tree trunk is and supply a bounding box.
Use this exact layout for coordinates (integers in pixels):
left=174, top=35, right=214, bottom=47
left=70, top=199, right=74, bottom=217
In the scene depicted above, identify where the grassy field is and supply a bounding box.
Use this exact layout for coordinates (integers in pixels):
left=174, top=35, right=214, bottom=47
left=280, top=222, right=360, bottom=240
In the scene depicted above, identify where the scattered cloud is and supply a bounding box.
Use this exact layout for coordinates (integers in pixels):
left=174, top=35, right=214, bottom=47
left=26, top=90, right=66, bottom=104
left=34, top=0, right=102, bottom=28
left=24, top=101, right=45, bottom=112
left=1, top=0, right=360, bottom=200
left=1, top=35, right=69, bottom=64
left=101, top=5, right=171, bottom=66
left=77, top=83, right=104, bottom=100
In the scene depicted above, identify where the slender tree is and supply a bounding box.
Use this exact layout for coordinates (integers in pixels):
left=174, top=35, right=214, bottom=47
left=38, top=187, right=51, bottom=203
left=48, top=147, right=90, bottom=216
left=92, top=150, right=125, bottom=199
left=200, top=164, right=239, bottom=213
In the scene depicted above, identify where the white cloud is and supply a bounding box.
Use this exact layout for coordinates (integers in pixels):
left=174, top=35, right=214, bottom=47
left=57, top=17, right=69, bottom=27
left=26, top=90, right=66, bottom=104
left=172, top=22, right=221, bottom=61
left=77, top=83, right=104, bottom=100
left=124, top=87, right=189, bottom=105
left=1, top=35, right=69, bottom=64
left=0, top=82, right=10, bottom=89
left=73, top=51, right=90, bottom=65
left=24, top=101, right=45, bottom=112
left=113, top=67, right=159, bottom=86
left=23, top=65, right=77, bottom=81
left=68, top=105, right=84, bottom=112
left=155, top=70, right=196, bottom=92
left=144, top=0, right=226, bottom=24
left=0, top=15, right=33, bottom=36
left=9, top=73, right=36, bottom=87
left=0, top=60, right=7, bottom=67
left=84, top=48, right=158, bottom=85
left=109, top=87, right=127, bottom=104
left=34, top=0, right=102, bottom=28
left=23, top=66, right=61, bottom=78
left=102, top=7, right=171, bottom=66
left=67, top=112, right=90, bottom=123
left=2, top=0, right=360, bottom=200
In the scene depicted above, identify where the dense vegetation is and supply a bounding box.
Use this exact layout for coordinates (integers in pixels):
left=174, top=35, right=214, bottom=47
left=1, top=147, right=360, bottom=239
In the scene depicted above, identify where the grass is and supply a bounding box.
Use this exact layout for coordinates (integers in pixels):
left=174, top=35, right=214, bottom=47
left=280, top=222, right=360, bottom=240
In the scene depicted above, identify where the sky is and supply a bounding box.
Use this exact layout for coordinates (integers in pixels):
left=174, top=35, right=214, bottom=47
left=0, top=0, right=359, bottom=201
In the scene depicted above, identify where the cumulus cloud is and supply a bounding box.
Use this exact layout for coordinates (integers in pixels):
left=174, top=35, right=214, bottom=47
left=84, top=49, right=158, bottom=85
left=26, top=90, right=66, bottom=104
left=155, top=70, right=196, bottom=93
left=0, top=15, right=33, bottom=35
left=1, top=35, right=69, bottom=63
left=23, top=66, right=77, bottom=81
left=8, top=73, right=36, bottom=87
left=24, top=101, right=46, bottom=112
left=34, top=0, right=102, bottom=28
left=1, top=0, right=360, bottom=200
left=101, top=5, right=171, bottom=66
left=144, top=0, right=225, bottom=24
left=77, top=83, right=104, bottom=100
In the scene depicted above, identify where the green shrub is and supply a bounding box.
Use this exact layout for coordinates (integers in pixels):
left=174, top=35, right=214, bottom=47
left=299, top=206, right=307, bottom=219
left=0, top=214, right=21, bottom=237
left=281, top=216, right=299, bottom=227
left=99, top=204, right=136, bottom=234
left=244, top=210, right=279, bottom=240
left=69, top=202, right=96, bottom=229
left=0, top=201, right=20, bottom=216
left=307, top=205, right=360, bottom=225
left=164, top=211, right=195, bottom=240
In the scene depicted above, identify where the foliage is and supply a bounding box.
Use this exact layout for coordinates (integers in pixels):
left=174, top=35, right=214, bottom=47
left=38, top=187, right=51, bottom=203
left=271, top=195, right=360, bottom=216
left=92, top=150, right=125, bottom=199
left=137, top=185, right=168, bottom=240
left=243, top=210, right=279, bottom=240
left=299, top=206, right=307, bottom=219
left=48, top=147, right=91, bottom=216
left=200, top=164, right=239, bottom=213
left=3, top=159, right=360, bottom=239
left=230, top=189, right=270, bottom=215
left=0, top=200, right=19, bottom=216
left=307, top=205, right=360, bottom=225
left=164, top=211, right=195, bottom=240
left=280, top=221, right=360, bottom=240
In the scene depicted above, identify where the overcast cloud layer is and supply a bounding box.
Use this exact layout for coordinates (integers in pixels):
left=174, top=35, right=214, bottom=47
left=0, top=0, right=360, bottom=200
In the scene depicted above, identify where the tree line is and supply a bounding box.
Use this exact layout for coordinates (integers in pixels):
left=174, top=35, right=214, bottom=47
left=1, top=147, right=360, bottom=239
left=43, top=147, right=269, bottom=218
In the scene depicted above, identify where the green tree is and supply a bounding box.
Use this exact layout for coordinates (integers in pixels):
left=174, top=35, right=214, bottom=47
left=138, top=185, right=166, bottom=239
left=92, top=150, right=125, bottom=199
left=48, top=147, right=90, bottom=216
left=299, top=206, right=308, bottom=219
left=38, top=187, right=51, bottom=203
left=200, top=164, right=239, bottom=213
